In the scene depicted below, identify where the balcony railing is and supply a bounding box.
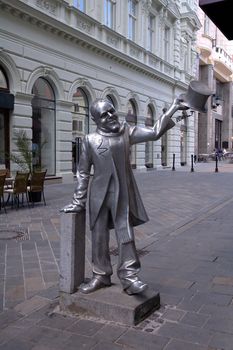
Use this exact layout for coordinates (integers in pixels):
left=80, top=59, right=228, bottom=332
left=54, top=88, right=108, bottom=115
left=212, top=46, right=233, bottom=77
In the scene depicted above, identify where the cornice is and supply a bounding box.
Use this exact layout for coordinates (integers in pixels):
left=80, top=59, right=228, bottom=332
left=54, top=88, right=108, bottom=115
left=0, top=0, right=193, bottom=89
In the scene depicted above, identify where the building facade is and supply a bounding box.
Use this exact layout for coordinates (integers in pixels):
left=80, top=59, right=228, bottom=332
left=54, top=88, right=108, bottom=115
left=0, top=0, right=200, bottom=182
left=196, top=8, right=233, bottom=157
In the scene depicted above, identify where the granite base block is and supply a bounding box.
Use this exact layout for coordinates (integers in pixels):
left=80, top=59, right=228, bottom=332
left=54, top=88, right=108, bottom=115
left=59, top=284, right=160, bottom=326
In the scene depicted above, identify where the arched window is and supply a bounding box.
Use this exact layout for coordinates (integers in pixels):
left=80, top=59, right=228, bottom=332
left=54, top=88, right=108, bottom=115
left=0, top=67, right=10, bottom=169
left=106, top=95, right=115, bottom=108
left=32, top=78, right=56, bottom=176
left=126, top=99, right=137, bottom=168
left=72, top=88, right=89, bottom=135
left=145, top=105, right=154, bottom=168
left=0, top=68, right=8, bottom=90
left=72, top=88, right=89, bottom=173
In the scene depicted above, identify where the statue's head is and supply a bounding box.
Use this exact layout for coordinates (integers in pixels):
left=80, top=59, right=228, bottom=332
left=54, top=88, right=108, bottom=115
left=90, top=99, right=120, bottom=133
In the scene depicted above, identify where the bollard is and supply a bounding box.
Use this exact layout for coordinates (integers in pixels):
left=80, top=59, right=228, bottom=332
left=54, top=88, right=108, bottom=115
left=172, top=153, right=175, bottom=171
left=60, top=211, right=86, bottom=294
left=215, top=155, right=219, bottom=173
left=191, top=154, right=194, bottom=172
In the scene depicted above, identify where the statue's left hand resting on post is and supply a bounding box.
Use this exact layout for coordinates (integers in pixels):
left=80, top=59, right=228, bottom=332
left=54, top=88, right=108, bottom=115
left=61, top=96, right=188, bottom=295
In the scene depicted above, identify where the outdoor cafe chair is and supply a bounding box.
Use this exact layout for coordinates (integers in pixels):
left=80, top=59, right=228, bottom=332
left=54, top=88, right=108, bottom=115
left=0, top=173, right=7, bottom=213
left=4, top=171, right=30, bottom=209
left=0, top=168, right=10, bottom=177
left=27, top=170, right=47, bottom=206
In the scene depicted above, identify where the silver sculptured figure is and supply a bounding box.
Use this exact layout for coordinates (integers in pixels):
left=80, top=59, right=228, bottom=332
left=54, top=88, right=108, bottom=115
left=61, top=81, right=212, bottom=296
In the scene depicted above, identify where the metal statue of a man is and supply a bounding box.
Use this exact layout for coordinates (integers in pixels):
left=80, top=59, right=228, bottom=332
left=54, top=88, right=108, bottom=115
left=61, top=97, right=187, bottom=295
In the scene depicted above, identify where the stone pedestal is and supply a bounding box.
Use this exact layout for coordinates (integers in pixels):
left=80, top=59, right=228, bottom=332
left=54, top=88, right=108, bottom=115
left=60, top=284, right=160, bottom=326
left=59, top=210, right=160, bottom=325
left=59, top=211, right=86, bottom=294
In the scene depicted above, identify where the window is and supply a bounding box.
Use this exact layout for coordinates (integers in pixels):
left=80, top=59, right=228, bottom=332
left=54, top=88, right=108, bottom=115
left=148, top=14, right=155, bottom=52
left=106, top=95, right=116, bottom=108
left=32, top=78, right=56, bottom=176
left=126, top=99, right=137, bottom=168
left=128, top=0, right=137, bottom=41
left=0, top=68, right=8, bottom=90
left=164, top=26, right=170, bottom=61
left=145, top=105, right=154, bottom=168
left=72, top=88, right=89, bottom=135
left=73, top=0, right=85, bottom=12
left=72, top=88, right=89, bottom=174
left=0, top=67, right=10, bottom=169
left=204, top=15, right=210, bottom=36
left=104, top=0, right=116, bottom=29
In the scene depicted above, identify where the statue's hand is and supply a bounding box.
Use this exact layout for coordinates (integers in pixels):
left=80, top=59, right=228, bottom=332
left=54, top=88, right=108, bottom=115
left=60, top=203, right=83, bottom=213
left=174, top=97, right=189, bottom=111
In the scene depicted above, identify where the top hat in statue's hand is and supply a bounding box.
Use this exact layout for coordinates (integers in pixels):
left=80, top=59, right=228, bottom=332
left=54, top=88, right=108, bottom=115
left=179, top=80, right=214, bottom=113
left=175, top=97, right=190, bottom=111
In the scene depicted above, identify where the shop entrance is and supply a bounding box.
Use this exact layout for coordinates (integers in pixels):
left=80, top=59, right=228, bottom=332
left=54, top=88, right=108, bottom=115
left=0, top=110, right=10, bottom=169
left=0, top=67, right=13, bottom=170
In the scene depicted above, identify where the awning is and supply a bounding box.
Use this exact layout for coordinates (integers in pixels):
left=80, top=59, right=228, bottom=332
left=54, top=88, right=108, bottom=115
left=199, top=0, right=233, bottom=40
left=0, top=91, right=14, bottom=110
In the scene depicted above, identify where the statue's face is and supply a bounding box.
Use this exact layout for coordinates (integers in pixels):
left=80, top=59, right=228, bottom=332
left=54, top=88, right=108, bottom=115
left=95, top=101, right=120, bottom=133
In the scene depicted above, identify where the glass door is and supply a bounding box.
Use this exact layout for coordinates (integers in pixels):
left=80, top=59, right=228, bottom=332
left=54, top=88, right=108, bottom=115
left=0, top=111, right=9, bottom=170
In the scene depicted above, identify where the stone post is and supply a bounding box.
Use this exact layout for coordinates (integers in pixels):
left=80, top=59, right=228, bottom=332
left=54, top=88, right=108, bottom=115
left=59, top=211, right=86, bottom=294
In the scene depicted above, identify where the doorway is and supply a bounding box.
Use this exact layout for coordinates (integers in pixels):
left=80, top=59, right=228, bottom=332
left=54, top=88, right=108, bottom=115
left=0, top=110, right=10, bottom=169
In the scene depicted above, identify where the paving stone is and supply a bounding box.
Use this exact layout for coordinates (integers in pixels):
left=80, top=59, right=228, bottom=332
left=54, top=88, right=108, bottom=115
left=93, top=324, right=128, bottom=342
left=5, top=285, right=25, bottom=300
left=0, top=338, right=35, bottom=350
left=0, top=309, right=22, bottom=329
left=179, top=312, right=209, bottom=327
left=30, top=346, right=63, bottom=350
left=25, top=277, right=45, bottom=293
left=0, top=326, right=23, bottom=345
left=209, top=331, right=233, bottom=350
left=18, top=325, right=71, bottom=346
left=37, top=285, right=59, bottom=300
left=14, top=296, right=50, bottom=316
left=116, top=329, right=169, bottom=350
left=69, top=319, right=104, bottom=336
left=164, top=339, right=208, bottom=350
left=92, top=341, right=124, bottom=350
left=204, top=316, right=233, bottom=334
left=157, top=321, right=213, bottom=345
left=162, top=308, right=186, bottom=322
left=37, top=313, right=77, bottom=330
left=200, top=304, right=233, bottom=319
left=62, top=333, right=98, bottom=350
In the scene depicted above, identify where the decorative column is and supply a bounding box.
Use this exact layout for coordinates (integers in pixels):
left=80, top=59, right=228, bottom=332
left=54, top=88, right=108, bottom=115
left=56, top=100, right=73, bottom=183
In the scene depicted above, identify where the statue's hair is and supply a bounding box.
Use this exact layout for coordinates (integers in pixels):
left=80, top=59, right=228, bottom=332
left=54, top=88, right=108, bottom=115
left=90, top=99, right=113, bottom=122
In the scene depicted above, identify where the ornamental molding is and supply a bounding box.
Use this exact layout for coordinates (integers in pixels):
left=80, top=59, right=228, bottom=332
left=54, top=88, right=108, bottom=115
left=141, top=0, right=152, bottom=15
left=35, top=0, right=58, bottom=17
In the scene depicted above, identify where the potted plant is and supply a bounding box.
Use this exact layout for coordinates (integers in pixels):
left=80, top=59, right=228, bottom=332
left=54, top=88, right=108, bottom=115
left=9, top=130, right=46, bottom=202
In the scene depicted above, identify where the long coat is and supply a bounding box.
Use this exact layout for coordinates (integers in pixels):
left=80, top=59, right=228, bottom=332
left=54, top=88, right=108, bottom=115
left=73, top=114, right=175, bottom=231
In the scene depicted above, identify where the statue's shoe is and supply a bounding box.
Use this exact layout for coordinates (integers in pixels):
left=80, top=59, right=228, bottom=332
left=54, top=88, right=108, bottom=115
left=124, top=280, right=148, bottom=295
left=79, top=277, right=111, bottom=294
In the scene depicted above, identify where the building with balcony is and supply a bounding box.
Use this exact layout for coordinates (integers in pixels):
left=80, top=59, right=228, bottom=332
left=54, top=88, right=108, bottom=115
left=0, top=0, right=201, bottom=181
left=196, top=7, right=233, bottom=157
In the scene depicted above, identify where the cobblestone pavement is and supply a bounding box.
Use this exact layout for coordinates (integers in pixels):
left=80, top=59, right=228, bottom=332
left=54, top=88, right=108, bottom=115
left=1, top=161, right=233, bottom=349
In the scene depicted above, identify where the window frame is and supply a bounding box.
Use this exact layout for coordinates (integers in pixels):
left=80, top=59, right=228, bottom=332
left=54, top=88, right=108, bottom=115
left=73, top=0, right=85, bottom=12
left=148, top=14, right=155, bottom=52
left=104, top=0, right=116, bottom=29
left=128, top=0, right=137, bottom=41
